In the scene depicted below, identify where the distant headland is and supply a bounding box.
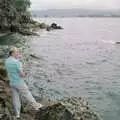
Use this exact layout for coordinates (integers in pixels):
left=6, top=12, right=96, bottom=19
left=31, top=8, right=120, bottom=18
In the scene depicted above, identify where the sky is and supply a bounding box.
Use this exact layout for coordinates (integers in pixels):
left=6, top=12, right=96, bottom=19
left=30, top=0, right=120, bottom=10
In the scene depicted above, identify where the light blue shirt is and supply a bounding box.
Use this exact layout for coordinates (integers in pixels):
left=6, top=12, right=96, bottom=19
left=5, top=56, right=24, bottom=85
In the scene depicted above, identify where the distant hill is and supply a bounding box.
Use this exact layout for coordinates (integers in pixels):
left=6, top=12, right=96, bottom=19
left=31, top=9, right=120, bottom=18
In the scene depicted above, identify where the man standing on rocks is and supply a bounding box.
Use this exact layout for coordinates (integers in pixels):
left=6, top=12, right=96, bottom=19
left=5, top=47, right=43, bottom=119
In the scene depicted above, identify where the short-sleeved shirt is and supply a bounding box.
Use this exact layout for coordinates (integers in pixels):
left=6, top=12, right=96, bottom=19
left=5, top=56, right=24, bottom=85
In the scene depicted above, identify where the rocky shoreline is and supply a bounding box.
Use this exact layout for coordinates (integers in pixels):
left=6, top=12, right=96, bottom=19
left=0, top=20, right=63, bottom=37
left=0, top=34, right=102, bottom=120
left=0, top=77, right=102, bottom=120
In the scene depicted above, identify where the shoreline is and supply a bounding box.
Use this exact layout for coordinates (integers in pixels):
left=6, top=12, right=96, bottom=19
left=0, top=20, right=63, bottom=37
left=0, top=33, right=102, bottom=120
left=0, top=78, right=101, bottom=120
left=0, top=32, right=12, bottom=37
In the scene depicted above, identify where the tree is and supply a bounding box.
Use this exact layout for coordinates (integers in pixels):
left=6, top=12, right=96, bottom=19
left=0, top=0, right=31, bottom=31
left=15, top=0, right=31, bottom=11
left=14, top=0, right=31, bottom=24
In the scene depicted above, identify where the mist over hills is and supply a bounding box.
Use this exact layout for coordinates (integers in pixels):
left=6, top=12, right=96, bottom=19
left=31, top=9, right=120, bottom=17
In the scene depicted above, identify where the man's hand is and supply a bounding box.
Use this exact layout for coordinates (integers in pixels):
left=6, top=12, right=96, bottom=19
left=20, top=70, right=26, bottom=77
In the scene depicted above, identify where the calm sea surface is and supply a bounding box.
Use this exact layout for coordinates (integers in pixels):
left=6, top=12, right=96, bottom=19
left=26, top=18, right=120, bottom=120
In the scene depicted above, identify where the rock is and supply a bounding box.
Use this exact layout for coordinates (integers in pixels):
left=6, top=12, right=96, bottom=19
left=39, top=23, right=47, bottom=29
left=0, top=51, right=5, bottom=58
left=115, top=42, right=120, bottom=44
left=57, top=26, right=63, bottom=29
left=46, top=26, right=52, bottom=31
left=30, top=54, right=42, bottom=60
left=51, top=23, right=63, bottom=30
left=0, top=59, right=4, bottom=65
left=30, top=54, right=40, bottom=59
left=0, top=77, right=13, bottom=120
left=35, top=97, right=101, bottom=120
left=51, top=23, right=57, bottom=28
left=46, top=23, right=63, bottom=31
left=0, top=77, right=35, bottom=120
left=18, top=29, right=39, bottom=36
left=0, top=76, right=102, bottom=120
left=0, top=65, right=7, bottom=78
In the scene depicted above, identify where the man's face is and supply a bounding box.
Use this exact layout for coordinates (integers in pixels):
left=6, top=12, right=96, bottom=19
left=13, top=48, right=20, bottom=58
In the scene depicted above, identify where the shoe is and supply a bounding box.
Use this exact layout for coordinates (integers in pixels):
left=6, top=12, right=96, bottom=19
left=34, top=103, right=43, bottom=110
left=16, top=114, right=20, bottom=119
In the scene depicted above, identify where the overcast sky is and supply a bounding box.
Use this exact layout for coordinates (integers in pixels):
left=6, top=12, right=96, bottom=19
left=30, top=0, right=120, bottom=10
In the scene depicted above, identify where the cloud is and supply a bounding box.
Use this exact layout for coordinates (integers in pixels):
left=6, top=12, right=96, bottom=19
left=30, top=0, right=120, bottom=10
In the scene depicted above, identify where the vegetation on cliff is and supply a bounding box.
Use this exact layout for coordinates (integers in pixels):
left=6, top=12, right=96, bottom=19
left=0, top=0, right=31, bottom=32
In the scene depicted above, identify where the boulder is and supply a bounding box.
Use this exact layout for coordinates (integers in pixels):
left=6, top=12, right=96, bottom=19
left=51, top=23, right=63, bottom=30
left=39, top=23, right=47, bottom=29
left=51, top=23, right=57, bottom=28
left=35, top=97, right=101, bottom=120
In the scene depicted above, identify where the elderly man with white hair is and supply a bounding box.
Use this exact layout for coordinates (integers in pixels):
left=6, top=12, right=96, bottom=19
left=5, top=46, right=43, bottom=119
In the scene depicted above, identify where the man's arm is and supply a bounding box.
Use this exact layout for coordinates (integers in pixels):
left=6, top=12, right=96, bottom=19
left=19, top=68, right=26, bottom=77
left=17, top=61, right=26, bottom=77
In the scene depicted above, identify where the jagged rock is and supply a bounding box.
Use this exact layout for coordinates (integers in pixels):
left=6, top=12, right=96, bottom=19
left=0, top=65, right=7, bottom=78
left=51, top=23, right=63, bottom=29
left=51, top=23, right=57, bottom=28
left=35, top=97, right=101, bottom=120
left=30, top=54, right=41, bottom=59
left=46, top=23, right=63, bottom=31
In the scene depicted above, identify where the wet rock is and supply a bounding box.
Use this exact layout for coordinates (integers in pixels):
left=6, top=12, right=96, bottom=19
left=35, top=97, right=101, bottom=120
left=30, top=54, right=40, bottom=59
left=30, top=54, right=43, bottom=60
left=51, top=23, right=57, bottom=28
left=46, top=23, right=63, bottom=31
left=51, top=23, right=63, bottom=29
left=115, top=42, right=120, bottom=44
